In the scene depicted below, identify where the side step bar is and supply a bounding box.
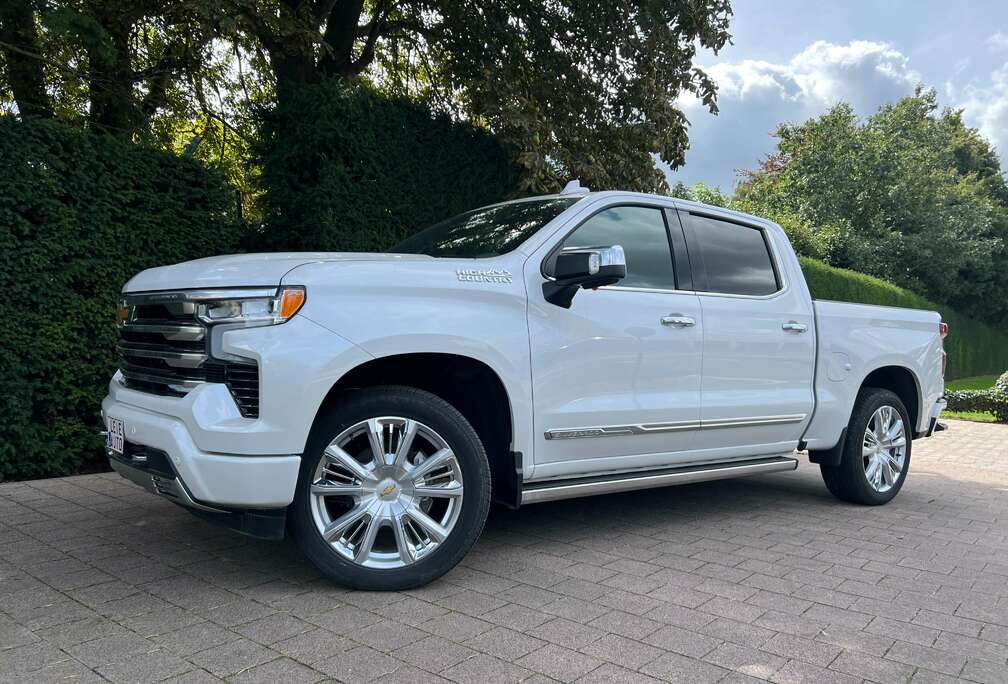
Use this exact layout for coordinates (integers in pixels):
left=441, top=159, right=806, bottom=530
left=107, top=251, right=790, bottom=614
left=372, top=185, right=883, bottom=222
left=521, top=456, right=798, bottom=505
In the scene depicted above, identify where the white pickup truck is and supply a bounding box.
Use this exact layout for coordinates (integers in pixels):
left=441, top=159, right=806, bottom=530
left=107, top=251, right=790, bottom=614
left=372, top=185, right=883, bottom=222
left=103, top=185, right=947, bottom=589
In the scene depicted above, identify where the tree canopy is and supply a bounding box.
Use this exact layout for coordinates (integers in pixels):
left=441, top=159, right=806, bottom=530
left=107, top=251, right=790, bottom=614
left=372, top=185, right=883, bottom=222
left=0, top=0, right=733, bottom=193
left=735, top=89, right=1008, bottom=325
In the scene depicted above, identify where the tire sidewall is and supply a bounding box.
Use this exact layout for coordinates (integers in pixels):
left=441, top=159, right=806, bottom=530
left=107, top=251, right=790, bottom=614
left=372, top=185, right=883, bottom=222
left=290, top=386, right=491, bottom=590
left=842, top=388, right=912, bottom=504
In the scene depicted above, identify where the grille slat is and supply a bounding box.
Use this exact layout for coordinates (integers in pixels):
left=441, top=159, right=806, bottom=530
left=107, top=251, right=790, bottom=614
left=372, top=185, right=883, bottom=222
left=118, top=292, right=261, bottom=418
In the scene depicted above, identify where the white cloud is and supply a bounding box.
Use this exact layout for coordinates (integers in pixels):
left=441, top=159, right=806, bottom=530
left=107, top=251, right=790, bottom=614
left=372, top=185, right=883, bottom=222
left=956, top=64, right=1008, bottom=165
left=670, top=40, right=921, bottom=190
left=988, top=32, right=1008, bottom=51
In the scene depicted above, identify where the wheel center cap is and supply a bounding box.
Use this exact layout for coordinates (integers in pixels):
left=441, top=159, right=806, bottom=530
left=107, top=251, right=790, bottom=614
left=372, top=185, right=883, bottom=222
left=378, top=479, right=399, bottom=501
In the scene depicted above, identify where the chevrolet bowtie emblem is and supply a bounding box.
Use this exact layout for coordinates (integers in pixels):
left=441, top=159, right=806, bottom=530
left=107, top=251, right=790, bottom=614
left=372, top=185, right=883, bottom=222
left=381, top=484, right=396, bottom=496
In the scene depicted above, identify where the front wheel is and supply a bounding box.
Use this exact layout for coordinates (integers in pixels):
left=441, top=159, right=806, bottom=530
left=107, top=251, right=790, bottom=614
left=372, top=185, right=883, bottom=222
left=290, top=386, right=491, bottom=590
left=820, top=388, right=911, bottom=505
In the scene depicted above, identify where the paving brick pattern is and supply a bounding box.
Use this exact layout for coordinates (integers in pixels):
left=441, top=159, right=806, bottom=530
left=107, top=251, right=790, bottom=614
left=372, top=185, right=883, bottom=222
left=3, top=419, right=1008, bottom=683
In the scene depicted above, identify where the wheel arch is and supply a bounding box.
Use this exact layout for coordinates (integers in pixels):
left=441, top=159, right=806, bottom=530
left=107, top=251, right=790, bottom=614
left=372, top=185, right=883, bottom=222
left=810, top=363, right=922, bottom=467
left=311, top=352, right=520, bottom=507
left=859, top=364, right=922, bottom=432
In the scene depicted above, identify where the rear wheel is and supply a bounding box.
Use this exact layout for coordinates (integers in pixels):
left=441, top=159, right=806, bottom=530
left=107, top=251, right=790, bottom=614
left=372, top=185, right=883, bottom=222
left=820, top=388, right=911, bottom=505
left=290, top=386, right=491, bottom=590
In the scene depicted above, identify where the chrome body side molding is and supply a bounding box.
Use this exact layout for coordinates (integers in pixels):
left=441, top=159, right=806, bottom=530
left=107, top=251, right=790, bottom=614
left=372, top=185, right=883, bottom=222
left=544, top=420, right=699, bottom=440
left=702, top=414, right=806, bottom=429
left=544, top=414, right=806, bottom=440
left=521, top=456, right=798, bottom=504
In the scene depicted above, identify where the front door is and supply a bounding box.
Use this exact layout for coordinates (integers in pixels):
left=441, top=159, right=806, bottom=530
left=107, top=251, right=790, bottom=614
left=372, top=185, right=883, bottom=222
left=526, top=204, right=703, bottom=481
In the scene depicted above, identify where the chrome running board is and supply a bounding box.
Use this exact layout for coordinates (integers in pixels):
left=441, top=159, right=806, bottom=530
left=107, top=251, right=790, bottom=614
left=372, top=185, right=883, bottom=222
left=521, top=456, right=798, bottom=505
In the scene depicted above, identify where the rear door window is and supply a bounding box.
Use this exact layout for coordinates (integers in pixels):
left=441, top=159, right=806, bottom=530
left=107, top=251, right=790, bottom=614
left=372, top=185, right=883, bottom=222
left=682, top=214, right=779, bottom=296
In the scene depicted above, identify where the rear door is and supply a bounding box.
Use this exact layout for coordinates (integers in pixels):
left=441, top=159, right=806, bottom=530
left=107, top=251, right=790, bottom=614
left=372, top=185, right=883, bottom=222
left=677, top=209, right=815, bottom=457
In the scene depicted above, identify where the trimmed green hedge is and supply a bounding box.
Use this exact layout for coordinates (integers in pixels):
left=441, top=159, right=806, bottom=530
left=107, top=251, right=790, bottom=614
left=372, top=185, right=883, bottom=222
left=0, top=117, right=245, bottom=481
left=946, top=372, right=1008, bottom=422
left=252, top=83, right=521, bottom=252
left=800, top=257, right=1008, bottom=380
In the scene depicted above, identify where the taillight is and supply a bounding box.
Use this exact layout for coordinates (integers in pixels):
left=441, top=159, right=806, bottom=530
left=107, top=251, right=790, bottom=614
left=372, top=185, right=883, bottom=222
left=939, top=321, right=948, bottom=378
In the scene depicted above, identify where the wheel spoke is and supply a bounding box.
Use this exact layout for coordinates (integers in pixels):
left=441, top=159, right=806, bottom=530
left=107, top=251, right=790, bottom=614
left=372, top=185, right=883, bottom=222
left=392, top=514, right=416, bottom=564
left=407, top=507, right=449, bottom=543
left=324, top=445, right=376, bottom=483
left=873, top=410, right=886, bottom=440
left=392, top=419, right=418, bottom=470
left=865, top=457, right=881, bottom=484
left=887, top=453, right=903, bottom=476
left=889, top=436, right=906, bottom=449
left=366, top=419, right=387, bottom=466
left=311, top=481, right=364, bottom=497
left=414, top=482, right=463, bottom=498
left=354, top=513, right=383, bottom=561
left=881, top=458, right=895, bottom=486
left=322, top=503, right=370, bottom=542
left=410, top=448, right=454, bottom=481
left=864, top=428, right=879, bottom=447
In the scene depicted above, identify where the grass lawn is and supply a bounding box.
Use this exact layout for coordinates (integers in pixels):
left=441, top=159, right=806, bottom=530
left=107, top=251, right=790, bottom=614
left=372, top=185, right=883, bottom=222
left=943, top=374, right=999, bottom=422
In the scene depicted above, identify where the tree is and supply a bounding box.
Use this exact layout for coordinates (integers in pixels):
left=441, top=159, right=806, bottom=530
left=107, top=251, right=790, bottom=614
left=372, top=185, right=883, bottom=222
left=2, top=1, right=734, bottom=196
left=0, top=2, right=51, bottom=118
left=736, top=89, right=1008, bottom=324
left=0, top=0, right=220, bottom=137
left=228, top=0, right=733, bottom=192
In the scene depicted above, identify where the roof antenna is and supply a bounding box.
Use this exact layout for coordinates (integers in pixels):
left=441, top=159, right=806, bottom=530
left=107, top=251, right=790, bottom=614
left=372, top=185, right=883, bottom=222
left=560, top=179, right=590, bottom=195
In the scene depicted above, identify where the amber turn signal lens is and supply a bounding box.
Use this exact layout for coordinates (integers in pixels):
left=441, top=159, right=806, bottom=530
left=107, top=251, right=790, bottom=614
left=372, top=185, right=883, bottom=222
left=279, top=287, right=306, bottom=319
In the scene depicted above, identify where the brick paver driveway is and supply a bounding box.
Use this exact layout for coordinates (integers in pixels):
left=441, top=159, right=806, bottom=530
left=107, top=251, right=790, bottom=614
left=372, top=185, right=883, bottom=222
left=3, top=420, right=1008, bottom=683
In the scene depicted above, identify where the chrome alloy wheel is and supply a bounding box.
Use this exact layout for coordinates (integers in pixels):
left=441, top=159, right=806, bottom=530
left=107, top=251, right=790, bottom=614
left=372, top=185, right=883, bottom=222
left=862, top=405, right=907, bottom=493
left=310, top=416, right=464, bottom=568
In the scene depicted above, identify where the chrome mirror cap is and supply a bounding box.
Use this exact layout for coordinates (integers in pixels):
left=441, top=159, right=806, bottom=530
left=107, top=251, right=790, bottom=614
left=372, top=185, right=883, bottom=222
left=544, top=244, right=627, bottom=308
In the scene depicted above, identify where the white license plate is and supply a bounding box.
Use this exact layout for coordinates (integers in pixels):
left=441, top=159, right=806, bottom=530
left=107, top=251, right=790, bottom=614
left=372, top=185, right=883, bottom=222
left=106, top=417, right=125, bottom=456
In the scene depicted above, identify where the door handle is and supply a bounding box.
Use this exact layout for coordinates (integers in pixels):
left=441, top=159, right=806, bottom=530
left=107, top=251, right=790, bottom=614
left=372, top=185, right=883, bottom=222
left=661, top=314, right=695, bottom=327
left=782, top=321, right=808, bottom=333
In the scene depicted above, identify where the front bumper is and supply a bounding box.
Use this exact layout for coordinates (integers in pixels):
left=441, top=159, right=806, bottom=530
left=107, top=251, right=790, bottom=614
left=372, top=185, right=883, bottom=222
left=102, top=314, right=373, bottom=508
left=102, top=394, right=301, bottom=508
left=107, top=446, right=287, bottom=539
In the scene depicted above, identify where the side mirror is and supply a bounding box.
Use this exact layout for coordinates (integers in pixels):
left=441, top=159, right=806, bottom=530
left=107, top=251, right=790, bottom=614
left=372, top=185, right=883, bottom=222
left=543, top=245, right=627, bottom=308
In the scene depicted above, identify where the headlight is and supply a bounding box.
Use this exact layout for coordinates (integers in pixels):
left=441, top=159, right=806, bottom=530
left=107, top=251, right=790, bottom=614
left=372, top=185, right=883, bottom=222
left=196, top=286, right=306, bottom=327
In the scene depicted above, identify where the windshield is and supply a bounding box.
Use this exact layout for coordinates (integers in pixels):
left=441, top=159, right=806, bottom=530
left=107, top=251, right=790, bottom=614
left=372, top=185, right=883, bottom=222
left=389, top=197, right=580, bottom=257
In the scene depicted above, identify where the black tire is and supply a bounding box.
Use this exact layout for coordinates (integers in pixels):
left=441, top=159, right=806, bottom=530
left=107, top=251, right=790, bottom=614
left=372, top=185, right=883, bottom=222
left=820, top=387, right=912, bottom=505
left=290, top=386, right=491, bottom=590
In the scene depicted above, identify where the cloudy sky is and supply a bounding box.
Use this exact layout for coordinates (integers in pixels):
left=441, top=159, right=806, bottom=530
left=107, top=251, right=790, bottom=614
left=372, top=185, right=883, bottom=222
left=666, top=0, right=1008, bottom=191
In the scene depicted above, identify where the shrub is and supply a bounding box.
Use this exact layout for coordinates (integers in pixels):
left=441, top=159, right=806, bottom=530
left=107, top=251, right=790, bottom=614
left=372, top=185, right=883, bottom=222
left=800, top=258, right=1008, bottom=381
left=946, top=372, right=1008, bottom=422
left=252, top=84, right=522, bottom=252
left=0, top=117, right=244, bottom=480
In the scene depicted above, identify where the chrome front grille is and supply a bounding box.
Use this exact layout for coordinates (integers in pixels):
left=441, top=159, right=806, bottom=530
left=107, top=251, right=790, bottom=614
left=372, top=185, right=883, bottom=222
left=117, top=293, right=260, bottom=418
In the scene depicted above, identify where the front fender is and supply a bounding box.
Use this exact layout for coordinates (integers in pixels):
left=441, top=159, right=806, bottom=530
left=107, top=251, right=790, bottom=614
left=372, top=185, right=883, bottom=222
left=286, top=257, right=535, bottom=464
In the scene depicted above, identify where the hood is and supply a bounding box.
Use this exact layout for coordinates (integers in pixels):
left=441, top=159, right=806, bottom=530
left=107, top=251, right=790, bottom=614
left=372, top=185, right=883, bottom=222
left=123, top=252, right=432, bottom=292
